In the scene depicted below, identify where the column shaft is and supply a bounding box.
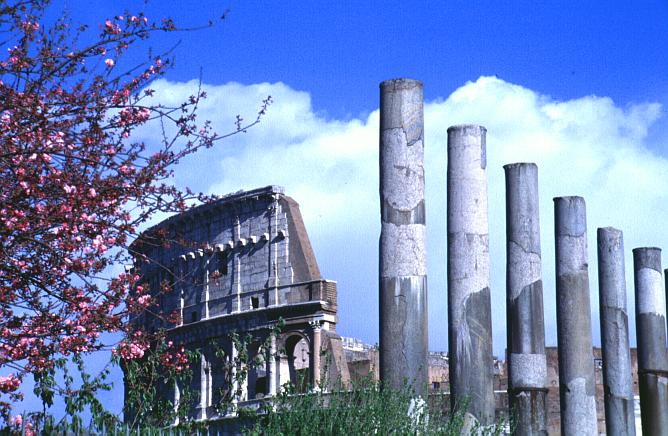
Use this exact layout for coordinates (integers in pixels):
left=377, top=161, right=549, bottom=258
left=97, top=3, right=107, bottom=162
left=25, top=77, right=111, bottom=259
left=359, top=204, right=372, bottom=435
left=447, top=124, right=494, bottom=425
left=504, top=163, right=547, bottom=435
left=597, top=227, right=635, bottom=436
left=311, top=324, right=322, bottom=387
left=633, top=247, right=668, bottom=434
left=554, top=196, right=597, bottom=435
left=379, top=78, right=428, bottom=396
left=268, top=335, right=277, bottom=396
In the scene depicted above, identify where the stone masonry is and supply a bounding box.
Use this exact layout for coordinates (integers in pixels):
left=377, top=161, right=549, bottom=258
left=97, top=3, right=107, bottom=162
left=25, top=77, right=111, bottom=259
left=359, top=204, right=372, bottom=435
left=127, top=186, right=350, bottom=421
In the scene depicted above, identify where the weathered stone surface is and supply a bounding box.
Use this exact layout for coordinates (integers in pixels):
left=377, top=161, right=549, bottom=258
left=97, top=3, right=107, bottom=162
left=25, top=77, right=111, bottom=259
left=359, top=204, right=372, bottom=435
left=633, top=248, right=668, bottom=373
left=561, top=377, right=598, bottom=434
left=633, top=247, right=668, bottom=434
left=638, top=373, right=668, bottom=435
left=448, top=124, right=494, bottom=425
left=379, top=78, right=428, bottom=396
left=509, top=353, right=547, bottom=389
left=379, top=223, right=427, bottom=276
left=553, top=196, right=597, bottom=435
left=513, top=390, right=548, bottom=435
left=597, top=227, right=636, bottom=436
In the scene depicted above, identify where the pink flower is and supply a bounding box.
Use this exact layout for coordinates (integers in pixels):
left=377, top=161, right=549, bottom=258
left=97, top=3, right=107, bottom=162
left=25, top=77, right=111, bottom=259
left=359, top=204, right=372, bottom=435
left=0, top=374, right=20, bottom=393
left=105, top=58, right=114, bottom=67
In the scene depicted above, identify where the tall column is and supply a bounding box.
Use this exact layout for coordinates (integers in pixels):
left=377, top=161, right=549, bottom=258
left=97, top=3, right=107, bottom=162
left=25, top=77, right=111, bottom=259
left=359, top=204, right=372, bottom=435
left=268, top=335, right=277, bottom=396
left=447, top=124, right=494, bottom=425
left=234, top=218, right=242, bottom=312
left=230, top=342, right=239, bottom=403
left=310, top=321, right=322, bottom=388
left=553, top=196, right=597, bottom=435
left=379, top=78, right=428, bottom=397
left=633, top=247, right=668, bottom=434
left=597, top=228, right=635, bottom=436
left=504, top=163, right=547, bottom=435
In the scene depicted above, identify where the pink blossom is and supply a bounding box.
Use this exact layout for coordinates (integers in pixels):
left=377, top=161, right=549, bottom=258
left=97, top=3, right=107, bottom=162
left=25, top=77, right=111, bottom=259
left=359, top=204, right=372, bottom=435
left=9, top=414, right=21, bottom=426
left=137, top=295, right=151, bottom=306
left=105, top=58, right=114, bottom=67
left=0, top=374, right=20, bottom=393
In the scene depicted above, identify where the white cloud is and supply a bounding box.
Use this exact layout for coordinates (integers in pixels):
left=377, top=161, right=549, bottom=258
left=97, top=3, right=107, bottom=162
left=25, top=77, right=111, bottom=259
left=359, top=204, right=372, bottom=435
left=139, top=76, right=668, bottom=355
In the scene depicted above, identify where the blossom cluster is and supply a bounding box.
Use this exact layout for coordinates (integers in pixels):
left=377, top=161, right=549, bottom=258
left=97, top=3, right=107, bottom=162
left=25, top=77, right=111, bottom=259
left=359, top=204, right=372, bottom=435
left=160, top=341, right=190, bottom=373
left=113, top=331, right=150, bottom=360
left=9, top=415, right=34, bottom=436
left=0, top=375, right=20, bottom=394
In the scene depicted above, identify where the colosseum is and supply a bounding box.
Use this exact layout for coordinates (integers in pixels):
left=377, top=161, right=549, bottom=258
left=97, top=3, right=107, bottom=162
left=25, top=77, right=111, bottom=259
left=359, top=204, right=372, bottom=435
left=128, top=185, right=350, bottom=420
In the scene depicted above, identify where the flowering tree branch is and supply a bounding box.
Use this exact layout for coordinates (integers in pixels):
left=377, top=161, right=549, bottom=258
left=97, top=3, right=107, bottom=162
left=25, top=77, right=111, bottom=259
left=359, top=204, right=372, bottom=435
left=0, top=0, right=270, bottom=424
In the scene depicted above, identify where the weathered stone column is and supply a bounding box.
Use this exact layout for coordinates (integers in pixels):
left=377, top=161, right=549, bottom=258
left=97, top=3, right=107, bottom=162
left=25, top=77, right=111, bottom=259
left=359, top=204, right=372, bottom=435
left=447, top=124, right=494, bottom=425
left=268, top=335, right=277, bottom=396
left=310, top=321, right=322, bottom=387
left=597, top=227, right=635, bottom=436
left=230, top=342, right=240, bottom=403
left=379, top=78, right=428, bottom=396
left=504, top=163, right=547, bottom=435
left=199, top=354, right=209, bottom=419
left=633, top=247, right=668, bottom=435
left=553, top=196, right=597, bottom=435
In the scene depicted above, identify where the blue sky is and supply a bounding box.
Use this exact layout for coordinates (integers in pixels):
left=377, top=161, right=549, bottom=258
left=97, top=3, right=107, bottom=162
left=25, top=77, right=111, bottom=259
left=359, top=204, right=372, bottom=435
left=20, top=0, right=668, bottom=415
left=67, top=1, right=668, bottom=119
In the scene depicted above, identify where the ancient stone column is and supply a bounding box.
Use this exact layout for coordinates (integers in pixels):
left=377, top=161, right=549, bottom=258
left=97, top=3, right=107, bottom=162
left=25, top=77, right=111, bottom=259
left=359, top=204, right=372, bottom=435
left=597, top=228, right=635, bottom=436
left=504, top=163, right=547, bottom=435
left=447, top=124, right=494, bottom=425
left=379, top=78, right=428, bottom=396
left=230, top=342, right=240, bottom=403
left=310, top=321, right=322, bottom=387
left=268, top=335, right=277, bottom=396
left=633, top=247, right=668, bottom=435
left=553, top=196, right=597, bottom=435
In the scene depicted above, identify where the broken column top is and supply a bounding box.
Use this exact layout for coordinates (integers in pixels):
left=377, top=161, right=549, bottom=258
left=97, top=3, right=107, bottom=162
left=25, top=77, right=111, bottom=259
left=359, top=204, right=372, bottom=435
left=447, top=124, right=487, bottom=135
left=554, top=196, right=586, bottom=235
left=633, top=247, right=662, bottom=271
left=379, top=78, right=423, bottom=90
left=503, top=162, right=537, bottom=170
left=599, top=226, right=623, bottom=237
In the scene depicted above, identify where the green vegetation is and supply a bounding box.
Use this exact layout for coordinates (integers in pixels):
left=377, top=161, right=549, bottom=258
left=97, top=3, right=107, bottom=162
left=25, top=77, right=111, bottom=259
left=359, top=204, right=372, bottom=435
left=242, top=378, right=509, bottom=435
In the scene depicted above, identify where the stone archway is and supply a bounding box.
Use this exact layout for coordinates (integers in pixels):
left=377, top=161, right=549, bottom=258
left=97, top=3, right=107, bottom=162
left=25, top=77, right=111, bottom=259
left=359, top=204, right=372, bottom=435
left=280, top=332, right=311, bottom=393
left=246, top=340, right=268, bottom=400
